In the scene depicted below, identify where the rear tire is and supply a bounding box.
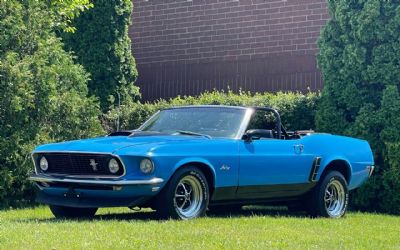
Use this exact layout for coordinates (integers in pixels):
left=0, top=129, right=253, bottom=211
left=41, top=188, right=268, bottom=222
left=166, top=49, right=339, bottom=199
left=307, top=171, right=349, bottom=218
left=155, top=166, right=209, bottom=219
left=49, top=205, right=98, bottom=219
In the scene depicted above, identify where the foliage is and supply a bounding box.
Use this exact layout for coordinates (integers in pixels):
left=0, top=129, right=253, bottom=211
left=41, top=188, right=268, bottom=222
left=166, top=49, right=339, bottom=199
left=103, top=90, right=319, bottom=133
left=62, top=0, right=140, bottom=111
left=1, top=207, right=400, bottom=249
left=0, top=0, right=103, bottom=208
left=50, top=0, right=93, bottom=32
left=316, top=0, right=400, bottom=213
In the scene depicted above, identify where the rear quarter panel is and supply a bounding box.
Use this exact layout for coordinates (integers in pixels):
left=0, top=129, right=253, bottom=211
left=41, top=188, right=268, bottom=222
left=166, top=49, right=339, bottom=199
left=301, top=134, right=374, bottom=190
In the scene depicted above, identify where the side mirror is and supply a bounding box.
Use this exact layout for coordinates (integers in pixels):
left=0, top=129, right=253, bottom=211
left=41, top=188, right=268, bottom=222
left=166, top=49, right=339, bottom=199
left=243, top=129, right=274, bottom=142
left=242, top=132, right=255, bottom=142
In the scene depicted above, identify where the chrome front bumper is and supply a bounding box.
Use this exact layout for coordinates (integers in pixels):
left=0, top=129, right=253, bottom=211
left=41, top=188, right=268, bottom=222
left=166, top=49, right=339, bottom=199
left=29, top=174, right=164, bottom=186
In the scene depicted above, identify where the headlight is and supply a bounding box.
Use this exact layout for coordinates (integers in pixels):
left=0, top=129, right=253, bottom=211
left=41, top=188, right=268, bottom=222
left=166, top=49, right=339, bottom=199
left=108, top=158, right=120, bottom=174
left=39, top=156, right=48, bottom=171
left=140, top=159, right=154, bottom=174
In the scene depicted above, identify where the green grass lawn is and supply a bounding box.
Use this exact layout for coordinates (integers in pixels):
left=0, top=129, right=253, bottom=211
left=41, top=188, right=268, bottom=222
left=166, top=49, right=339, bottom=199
left=0, top=206, right=399, bottom=250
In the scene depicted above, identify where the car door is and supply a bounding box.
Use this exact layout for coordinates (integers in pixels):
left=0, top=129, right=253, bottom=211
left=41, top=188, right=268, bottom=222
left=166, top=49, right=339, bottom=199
left=237, top=137, right=316, bottom=199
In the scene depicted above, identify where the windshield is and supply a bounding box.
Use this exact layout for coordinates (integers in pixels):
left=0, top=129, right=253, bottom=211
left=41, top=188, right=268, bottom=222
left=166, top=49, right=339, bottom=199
left=139, top=107, right=247, bottom=138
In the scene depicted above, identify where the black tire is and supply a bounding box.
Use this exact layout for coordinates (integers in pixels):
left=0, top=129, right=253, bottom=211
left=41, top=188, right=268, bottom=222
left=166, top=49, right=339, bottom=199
left=155, top=166, right=209, bottom=219
left=307, top=171, right=349, bottom=218
left=49, top=205, right=98, bottom=219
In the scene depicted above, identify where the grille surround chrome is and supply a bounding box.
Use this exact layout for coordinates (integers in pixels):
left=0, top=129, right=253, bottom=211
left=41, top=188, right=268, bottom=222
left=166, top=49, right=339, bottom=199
left=32, top=151, right=126, bottom=179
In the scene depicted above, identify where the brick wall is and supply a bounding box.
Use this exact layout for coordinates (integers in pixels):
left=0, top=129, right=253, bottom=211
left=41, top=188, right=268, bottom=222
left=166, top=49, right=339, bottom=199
left=129, top=0, right=330, bottom=101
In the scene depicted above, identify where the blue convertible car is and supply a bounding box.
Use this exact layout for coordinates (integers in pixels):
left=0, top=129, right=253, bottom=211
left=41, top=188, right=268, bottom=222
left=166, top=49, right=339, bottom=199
left=30, top=106, right=374, bottom=219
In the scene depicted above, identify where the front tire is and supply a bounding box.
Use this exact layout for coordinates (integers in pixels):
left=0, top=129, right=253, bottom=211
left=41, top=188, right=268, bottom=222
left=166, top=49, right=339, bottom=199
left=307, top=171, right=349, bottom=218
left=49, top=205, right=98, bottom=219
left=155, top=166, right=209, bottom=219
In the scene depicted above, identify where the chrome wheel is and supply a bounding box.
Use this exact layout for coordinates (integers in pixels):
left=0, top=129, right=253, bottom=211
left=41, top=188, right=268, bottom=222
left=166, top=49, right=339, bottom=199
left=174, top=175, right=203, bottom=219
left=324, top=179, right=346, bottom=217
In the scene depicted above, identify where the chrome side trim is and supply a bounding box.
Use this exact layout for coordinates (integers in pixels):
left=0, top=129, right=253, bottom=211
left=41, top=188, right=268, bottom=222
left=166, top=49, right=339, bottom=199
left=31, top=151, right=127, bottom=179
left=309, top=157, right=322, bottom=182
left=29, top=174, right=164, bottom=186
left=366, top=165, right=375, bottom=177
left=164, top=105, right=249, bottom=111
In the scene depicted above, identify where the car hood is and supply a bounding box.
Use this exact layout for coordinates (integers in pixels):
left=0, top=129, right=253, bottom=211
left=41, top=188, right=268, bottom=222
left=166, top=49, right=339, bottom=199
left=33, top=135, right=209, bottom=154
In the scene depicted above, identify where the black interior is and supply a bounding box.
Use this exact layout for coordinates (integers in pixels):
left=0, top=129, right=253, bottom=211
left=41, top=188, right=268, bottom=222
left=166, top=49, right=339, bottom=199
left=244, top=108, right=308, bottom=140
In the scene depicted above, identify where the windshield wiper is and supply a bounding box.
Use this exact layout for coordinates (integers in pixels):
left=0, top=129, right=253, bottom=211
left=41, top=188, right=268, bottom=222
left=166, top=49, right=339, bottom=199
left=174, top=130, right=211, bottom=139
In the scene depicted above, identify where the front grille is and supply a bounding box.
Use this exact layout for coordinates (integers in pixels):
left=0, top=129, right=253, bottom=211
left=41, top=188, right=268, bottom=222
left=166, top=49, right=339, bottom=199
left=35, top=153, right=124, bottom=177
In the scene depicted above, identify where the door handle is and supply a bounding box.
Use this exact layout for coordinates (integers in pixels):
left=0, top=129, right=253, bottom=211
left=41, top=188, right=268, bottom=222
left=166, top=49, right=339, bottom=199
left=294, top=144, right=304, bottom=154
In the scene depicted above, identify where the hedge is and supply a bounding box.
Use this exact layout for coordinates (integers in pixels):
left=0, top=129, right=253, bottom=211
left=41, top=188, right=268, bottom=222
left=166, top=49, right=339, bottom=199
left=104, top=90, right=319, bottom=133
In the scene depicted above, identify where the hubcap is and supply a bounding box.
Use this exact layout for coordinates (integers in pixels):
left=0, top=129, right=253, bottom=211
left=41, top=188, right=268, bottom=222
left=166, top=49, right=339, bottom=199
left=174, top=175, right=203, bottom=219
left=324, top=179, right=346, bottom=217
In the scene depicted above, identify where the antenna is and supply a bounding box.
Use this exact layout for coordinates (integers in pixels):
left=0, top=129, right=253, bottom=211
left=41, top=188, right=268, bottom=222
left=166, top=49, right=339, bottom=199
left=116, top=90, right=121, bottom=132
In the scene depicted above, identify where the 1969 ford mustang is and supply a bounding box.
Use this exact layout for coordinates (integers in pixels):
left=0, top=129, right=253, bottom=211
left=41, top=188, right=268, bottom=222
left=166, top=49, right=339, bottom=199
left=29, top=105, right=374, bottom=219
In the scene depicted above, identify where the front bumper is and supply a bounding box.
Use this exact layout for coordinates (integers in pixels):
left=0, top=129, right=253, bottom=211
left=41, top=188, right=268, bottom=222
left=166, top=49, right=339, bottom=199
left=29, top=174, right=165, bottom=208
left=29, top=174, right=164, bottom=186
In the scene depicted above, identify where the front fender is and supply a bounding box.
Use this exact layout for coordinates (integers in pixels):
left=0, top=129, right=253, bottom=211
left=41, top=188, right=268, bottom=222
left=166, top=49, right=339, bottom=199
left=172, top=157, right=216, bottom=180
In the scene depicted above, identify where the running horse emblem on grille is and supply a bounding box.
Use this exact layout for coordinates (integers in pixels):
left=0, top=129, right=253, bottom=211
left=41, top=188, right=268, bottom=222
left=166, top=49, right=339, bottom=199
left=89, top=159, right=98, bottom=171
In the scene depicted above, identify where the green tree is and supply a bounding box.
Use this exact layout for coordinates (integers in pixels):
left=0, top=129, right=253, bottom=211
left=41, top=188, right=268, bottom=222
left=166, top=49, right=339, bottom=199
left=0, top=0, right=103, bottom=207
left=49, top=0, right=93, bottom=32
left=316, top=0, right=400, bottom=213
left=63, top=0, right=140, bottom=110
